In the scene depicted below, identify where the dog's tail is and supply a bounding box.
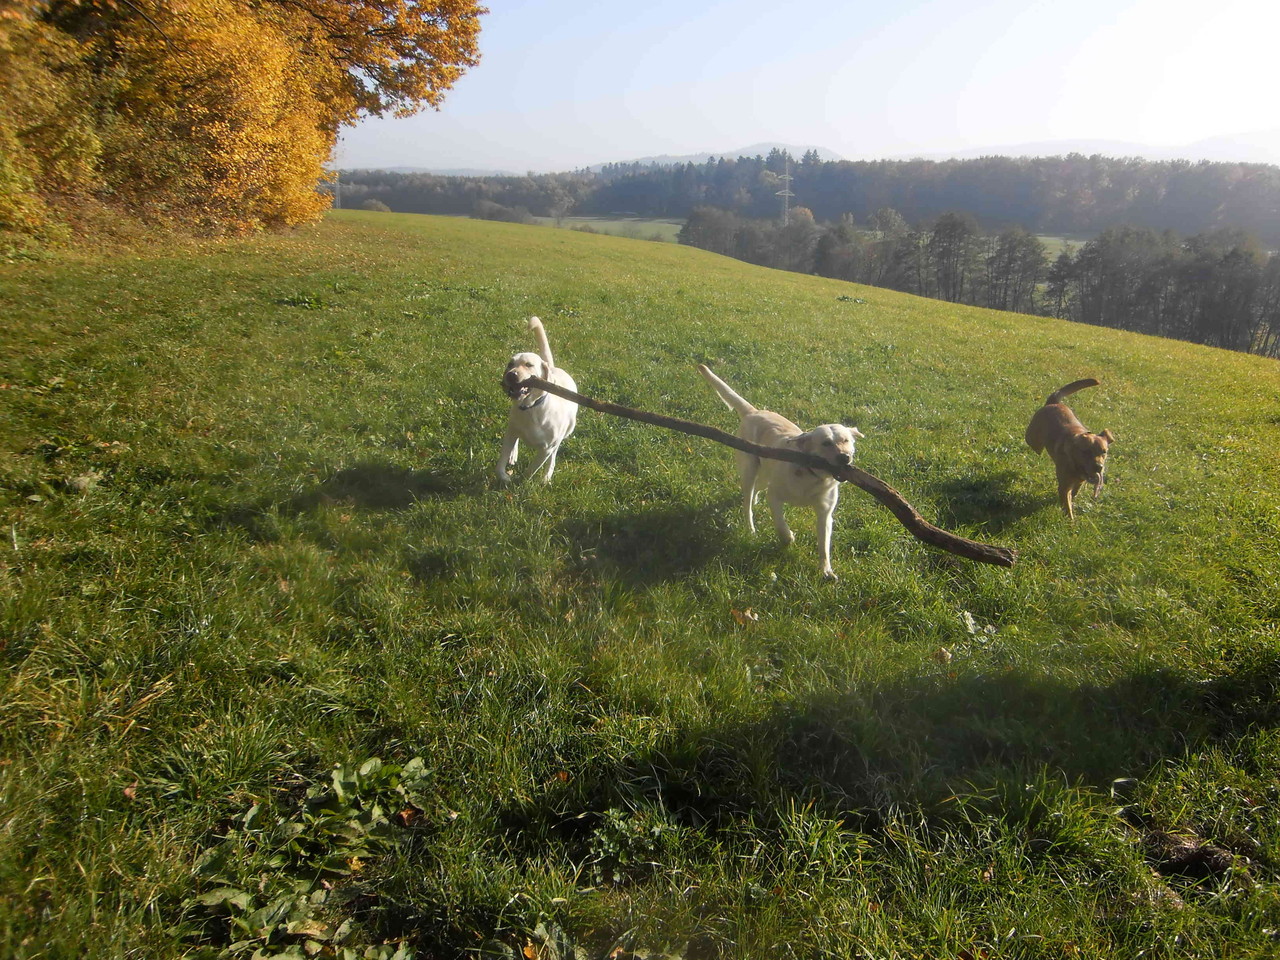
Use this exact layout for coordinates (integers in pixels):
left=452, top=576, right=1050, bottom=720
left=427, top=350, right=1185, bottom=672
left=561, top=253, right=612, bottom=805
left=1046, top=378, right=1100, bottom=405
left=528, top=316, right=555, bottom=373
left=697, top=363, right=756, bottom=416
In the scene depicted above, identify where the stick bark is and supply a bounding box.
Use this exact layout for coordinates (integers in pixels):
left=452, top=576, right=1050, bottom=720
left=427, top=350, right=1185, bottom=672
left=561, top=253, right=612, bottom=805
left=521, top=376, right=1018, bottom=568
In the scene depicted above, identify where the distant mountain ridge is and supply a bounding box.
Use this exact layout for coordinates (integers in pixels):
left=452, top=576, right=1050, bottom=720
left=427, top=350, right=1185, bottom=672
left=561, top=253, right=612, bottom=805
left=342, top=144, right=846, bottom=177
left=592, top=142, right=846, bottom=170
left=344, top=165, right=521, bottom=176
left=903, top=132, right=1280, bottom=167
left=340, top=132, right=1280, bottom=177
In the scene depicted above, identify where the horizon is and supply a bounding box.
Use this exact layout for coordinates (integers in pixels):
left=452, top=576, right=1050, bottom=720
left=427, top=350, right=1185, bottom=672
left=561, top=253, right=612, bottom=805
left=336, top=0, right=1280, bottom=173
left=334, top=139, right=1280, bottom=177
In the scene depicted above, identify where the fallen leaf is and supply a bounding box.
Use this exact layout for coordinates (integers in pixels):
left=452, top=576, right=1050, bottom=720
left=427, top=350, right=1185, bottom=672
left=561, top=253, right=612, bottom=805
left=932, top=646, right=953, bottom=663
left=123, top=781, right=138, bottom=801
left=731, top=608, right=759, bottom=625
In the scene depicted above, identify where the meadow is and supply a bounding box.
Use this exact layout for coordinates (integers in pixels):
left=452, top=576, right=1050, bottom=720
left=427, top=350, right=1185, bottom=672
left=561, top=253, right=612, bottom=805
left=531, top=216, right=684, bottom=242
left=1, top=210, right=1279, bottom=959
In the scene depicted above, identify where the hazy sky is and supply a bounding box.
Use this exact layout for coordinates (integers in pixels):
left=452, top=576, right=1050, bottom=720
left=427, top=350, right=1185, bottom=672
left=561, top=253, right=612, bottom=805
left=337, top=0, right=1280, bottom=171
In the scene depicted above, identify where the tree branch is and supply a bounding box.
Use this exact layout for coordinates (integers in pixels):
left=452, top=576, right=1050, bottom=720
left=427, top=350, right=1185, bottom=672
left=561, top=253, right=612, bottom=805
left=521, top=376, right=1018, bottom=568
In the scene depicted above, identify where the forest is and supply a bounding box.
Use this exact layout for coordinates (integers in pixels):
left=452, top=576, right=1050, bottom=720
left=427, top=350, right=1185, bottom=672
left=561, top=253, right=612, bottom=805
left=337, top=149, right=1280, bottom=244
left=337, top=151, right=1280, bottom=357
left=678, top=207, right=1280, bottom=358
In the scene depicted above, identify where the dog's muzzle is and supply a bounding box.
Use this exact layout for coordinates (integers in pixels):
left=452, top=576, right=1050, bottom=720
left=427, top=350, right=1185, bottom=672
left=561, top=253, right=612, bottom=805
left=503, top=369, right=530, bottom=399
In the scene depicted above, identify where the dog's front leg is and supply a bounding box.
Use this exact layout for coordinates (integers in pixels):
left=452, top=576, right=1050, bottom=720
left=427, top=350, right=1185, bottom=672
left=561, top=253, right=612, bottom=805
left=1058, top=480, right=1076, bottom=520
left=814, top=500, right=837, bottom=580
left=497, top=427, right=519, bottom=485
left=766, top=488, right=794, bottom=546
left=533, top=442, right=561, bottom=484
left=737, top=453, right=760, bottom=532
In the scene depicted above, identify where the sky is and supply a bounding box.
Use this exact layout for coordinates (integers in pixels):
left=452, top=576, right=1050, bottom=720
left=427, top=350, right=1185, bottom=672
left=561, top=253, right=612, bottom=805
left=336, top=0, right=1280, bottom=172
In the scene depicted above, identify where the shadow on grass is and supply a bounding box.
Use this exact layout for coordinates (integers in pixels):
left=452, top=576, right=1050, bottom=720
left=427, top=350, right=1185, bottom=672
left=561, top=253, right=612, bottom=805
left=495, top=645, right=1280, bottom=848
left=404, top=546, right=474, bottom=583
left=289, top=462, right=467, bottom=511
left=560, top=498, right=742, bottom=585
left=214, top=460, right=470, bottom=541
left=929, top=469, right=1048, bottom=533
left=376, top=644, right=1280, bottom=955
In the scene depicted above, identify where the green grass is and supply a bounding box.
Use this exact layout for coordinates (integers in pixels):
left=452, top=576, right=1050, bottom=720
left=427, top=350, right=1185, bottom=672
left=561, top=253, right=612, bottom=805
left=2, top=209, right=1279, bottom=959
left=533, top=216, right=684, bottom=242
left=1035, top=235, right=1089, bottom=257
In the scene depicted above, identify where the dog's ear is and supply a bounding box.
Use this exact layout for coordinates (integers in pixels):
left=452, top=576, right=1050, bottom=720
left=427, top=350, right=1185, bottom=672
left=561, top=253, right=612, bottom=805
left=1099, top=429, right=1115, bottom=443
left=850, top=426, right=865, bottom=439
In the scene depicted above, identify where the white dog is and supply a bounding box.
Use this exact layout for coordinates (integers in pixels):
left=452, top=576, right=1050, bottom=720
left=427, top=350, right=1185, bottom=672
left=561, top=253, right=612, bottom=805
left=698, top=364, right=863, bottom=579
left=497, top=317, right=578, bottom=485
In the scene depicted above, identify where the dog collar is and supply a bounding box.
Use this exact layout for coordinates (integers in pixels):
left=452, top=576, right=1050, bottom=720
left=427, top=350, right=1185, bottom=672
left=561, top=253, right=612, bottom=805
left=518, top=394, right=547, bottom=411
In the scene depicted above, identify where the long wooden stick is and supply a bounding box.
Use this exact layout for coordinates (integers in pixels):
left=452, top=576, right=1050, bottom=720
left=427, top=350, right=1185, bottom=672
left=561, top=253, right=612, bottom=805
left=522, top=376, right=1018, bottom=568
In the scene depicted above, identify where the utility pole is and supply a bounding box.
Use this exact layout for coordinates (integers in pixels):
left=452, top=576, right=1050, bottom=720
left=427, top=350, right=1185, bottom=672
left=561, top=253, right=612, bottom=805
left=775, top=157, right=794, bottom=226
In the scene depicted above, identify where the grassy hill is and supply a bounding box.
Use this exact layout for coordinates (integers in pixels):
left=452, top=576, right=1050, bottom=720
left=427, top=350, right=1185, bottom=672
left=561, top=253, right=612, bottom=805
left=2, top=211, right=1279, bottom=959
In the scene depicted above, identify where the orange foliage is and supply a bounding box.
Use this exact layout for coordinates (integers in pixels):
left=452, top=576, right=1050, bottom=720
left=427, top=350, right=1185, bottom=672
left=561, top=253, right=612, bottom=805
left=260, top=0, right=485, bottom=118
left=1, top=0, right=485, bottom=237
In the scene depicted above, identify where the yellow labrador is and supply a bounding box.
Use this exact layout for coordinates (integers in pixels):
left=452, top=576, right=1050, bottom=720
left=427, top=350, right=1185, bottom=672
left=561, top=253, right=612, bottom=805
left=698, top=364, right=863, bottom=579
left=498, top=317, right=578, bottom=485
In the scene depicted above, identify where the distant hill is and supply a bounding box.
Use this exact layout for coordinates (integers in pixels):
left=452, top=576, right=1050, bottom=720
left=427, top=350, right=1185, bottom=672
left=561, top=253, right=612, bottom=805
left=341, top=165, right=522, bottom=177
left=339, top=145, right=847, bottom=178
left=591, top=142, right=846, bottom=170
left=907, top=132, right=1280, bottom=166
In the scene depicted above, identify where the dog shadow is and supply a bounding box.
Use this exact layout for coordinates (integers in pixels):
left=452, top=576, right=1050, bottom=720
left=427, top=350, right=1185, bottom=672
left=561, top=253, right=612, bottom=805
left=286, top=461, right=466, bottom=512
left=405, top=546, right=474, bottom=584
left=561, top=499, right=736, bottom=586
left=928, top=469, right=1046, bottom=533
left=213, top=460, right=469, bottom=542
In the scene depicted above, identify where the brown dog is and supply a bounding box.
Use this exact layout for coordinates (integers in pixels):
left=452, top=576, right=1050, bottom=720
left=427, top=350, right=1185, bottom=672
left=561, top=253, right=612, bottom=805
left=1025, top=378, right=1114, bottom=520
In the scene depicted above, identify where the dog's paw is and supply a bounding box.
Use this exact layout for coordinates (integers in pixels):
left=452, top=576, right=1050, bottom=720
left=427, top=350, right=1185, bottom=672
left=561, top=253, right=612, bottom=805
left=821, top=567, right=839, bottom=581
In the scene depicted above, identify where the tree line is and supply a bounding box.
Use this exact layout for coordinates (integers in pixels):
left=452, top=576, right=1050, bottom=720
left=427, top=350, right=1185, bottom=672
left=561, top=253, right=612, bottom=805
left=678, top=205, right=1280, bottom=358
left=337, top=149, right=1280, bottom=246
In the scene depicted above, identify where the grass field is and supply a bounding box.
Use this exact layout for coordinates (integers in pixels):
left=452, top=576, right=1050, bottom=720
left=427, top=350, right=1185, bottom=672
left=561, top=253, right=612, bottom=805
left=532, top=216, right=684, bottom=242
left=2, top=210, right=1279, bottom=959
left=1035, top=235, right=1088, bottom=257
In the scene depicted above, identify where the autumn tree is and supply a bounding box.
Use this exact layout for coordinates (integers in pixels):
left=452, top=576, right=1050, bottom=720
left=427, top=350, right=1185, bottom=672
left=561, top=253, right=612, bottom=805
left=1, top=0, right=485, bottom=240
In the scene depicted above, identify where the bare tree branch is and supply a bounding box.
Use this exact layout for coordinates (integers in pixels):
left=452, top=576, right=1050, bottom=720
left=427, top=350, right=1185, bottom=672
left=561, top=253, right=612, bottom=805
left=521, top=375, right=1018, bottom=568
